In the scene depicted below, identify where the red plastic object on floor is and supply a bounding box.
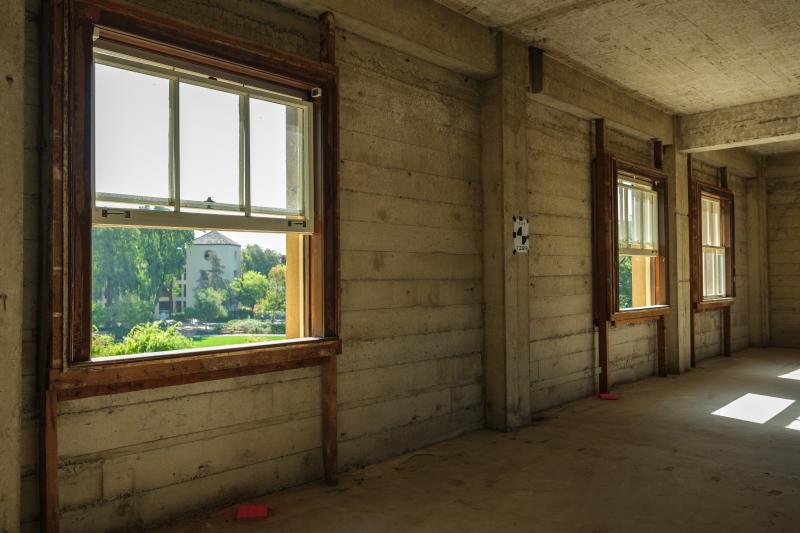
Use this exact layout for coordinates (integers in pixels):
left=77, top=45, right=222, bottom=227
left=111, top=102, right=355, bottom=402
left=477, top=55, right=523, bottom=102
left=236, top=503, right=270, bottom=521
left=598, top=392, right=619, bottom=400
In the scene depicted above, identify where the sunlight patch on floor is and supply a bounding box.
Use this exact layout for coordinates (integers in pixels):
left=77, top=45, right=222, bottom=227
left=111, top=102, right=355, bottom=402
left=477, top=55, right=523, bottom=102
left=712, top=393, right=795, bottom=424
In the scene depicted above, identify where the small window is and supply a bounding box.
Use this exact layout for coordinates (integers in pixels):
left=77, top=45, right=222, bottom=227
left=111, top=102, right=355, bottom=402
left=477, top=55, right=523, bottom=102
left=692, top=182, right=734, bottom=306
left=617, top=173, right=659, bottom=309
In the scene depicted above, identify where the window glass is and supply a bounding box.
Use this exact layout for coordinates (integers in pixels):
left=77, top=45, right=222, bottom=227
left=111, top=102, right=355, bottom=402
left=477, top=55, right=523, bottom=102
left=701, top=196, right=726, bottom=298
left=618, top=174, right=659, bottom=310
left=179, top=82, right=241, bottom=211
left=91, top=227, right=292, bottom=359
left=250, top=98, right=306, bottom=215
left=94, top=63, right=170, bottom=204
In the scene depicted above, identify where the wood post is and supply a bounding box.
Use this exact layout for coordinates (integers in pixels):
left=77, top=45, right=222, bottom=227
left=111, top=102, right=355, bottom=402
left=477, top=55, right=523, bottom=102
left=657, top=315, right=667, bottom=376
left=41, top=390, right=59, bottom=533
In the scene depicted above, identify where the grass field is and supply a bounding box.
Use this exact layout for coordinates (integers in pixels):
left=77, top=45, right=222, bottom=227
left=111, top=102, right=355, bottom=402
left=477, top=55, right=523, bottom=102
left=191, top=335, right=285, bottom=348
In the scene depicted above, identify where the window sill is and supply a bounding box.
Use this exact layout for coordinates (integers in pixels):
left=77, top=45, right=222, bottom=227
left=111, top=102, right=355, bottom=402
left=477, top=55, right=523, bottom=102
left=611, top=305, right=670, bottom=325
left=51, top=337, right=341, bottom=400
left=697, top=297, right=735, bottom=312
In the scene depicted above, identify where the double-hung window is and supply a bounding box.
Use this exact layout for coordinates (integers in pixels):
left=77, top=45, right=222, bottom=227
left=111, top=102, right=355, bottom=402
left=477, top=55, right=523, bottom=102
left=617, top=173, right=659, bottom=309
left=46, top=0, right=339, bottom=397
left=692, top=181, right=734, bottom=307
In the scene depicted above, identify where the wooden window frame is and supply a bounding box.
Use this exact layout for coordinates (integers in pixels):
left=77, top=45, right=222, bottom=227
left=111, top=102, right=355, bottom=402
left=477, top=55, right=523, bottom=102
left=598, top=156, right=670, bottom=325
left=43, top=0, right=341, bottom=400
left=690, top=180, right=735, bottom=312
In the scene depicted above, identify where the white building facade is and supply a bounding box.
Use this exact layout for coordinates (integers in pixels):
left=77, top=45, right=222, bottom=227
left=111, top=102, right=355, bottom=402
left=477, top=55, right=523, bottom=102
left=174, top=231, right=242, bottom=313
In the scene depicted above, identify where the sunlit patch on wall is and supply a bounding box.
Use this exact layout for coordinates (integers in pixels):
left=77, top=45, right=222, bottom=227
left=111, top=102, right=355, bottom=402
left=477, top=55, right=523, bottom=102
left=711, top=393, right=795, bottom=424
left=778, top=369, right=800, bottom=381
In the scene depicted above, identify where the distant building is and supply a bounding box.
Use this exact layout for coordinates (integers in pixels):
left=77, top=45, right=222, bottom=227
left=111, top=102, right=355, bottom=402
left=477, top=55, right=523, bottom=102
left=172, top=231, right=242, bottom=314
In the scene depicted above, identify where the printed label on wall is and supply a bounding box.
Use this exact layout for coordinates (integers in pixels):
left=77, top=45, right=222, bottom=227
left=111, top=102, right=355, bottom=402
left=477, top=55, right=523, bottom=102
left=513, top=216, right=529, bottom=254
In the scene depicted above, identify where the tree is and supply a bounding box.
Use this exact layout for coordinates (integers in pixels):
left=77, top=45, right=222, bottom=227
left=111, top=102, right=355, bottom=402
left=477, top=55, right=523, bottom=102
left=139, top=228, right=194, bottom=302
left=241, top=244, right=282, bottom=275
left=92, top=227, right=146, bottom=306
left=230, top=271, right=270, bottom=315
left=190, top=287, right=229, bottom=322
left=618, top=256, right=632, bottom=309
left=254, top=264, right=286, bottom=322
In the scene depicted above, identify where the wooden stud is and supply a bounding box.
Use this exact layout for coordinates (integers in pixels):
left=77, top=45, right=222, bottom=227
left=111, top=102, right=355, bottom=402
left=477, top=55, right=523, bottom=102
left=722, top=306, right=732, bottom=357
left=657, top=315, right=667, bottom=377
left=653, top=139, right=663, bottom=170
left=529, top=46, right=543, bottom=93
left=688, top=154, right=696, bottom=368
left=598, top=320, right=610, bottom=394
left=321, top=356, right=338, bottom=485
left=41, top=390, right=59, bottom=533
left=319, top=12, right=335, bottom=65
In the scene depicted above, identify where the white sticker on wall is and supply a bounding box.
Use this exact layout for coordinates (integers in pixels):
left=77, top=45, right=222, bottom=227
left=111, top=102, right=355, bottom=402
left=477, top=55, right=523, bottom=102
left=513, top=216, right=529, bottom=254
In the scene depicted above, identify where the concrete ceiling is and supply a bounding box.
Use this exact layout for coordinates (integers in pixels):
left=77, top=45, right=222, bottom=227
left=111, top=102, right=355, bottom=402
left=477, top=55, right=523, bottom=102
left=434, top=0, right=800, bottom=115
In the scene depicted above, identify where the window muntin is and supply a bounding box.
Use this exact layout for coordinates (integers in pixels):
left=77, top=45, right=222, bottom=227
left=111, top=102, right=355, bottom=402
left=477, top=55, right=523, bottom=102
left=92, top=41, right=314, bottom=231
left=617, top=172, right=660, bottom=310
left=90, top=40, right=312, bottom=360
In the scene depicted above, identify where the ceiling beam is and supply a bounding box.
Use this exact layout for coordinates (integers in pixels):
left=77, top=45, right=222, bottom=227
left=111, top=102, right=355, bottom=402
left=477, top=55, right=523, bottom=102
left=679, top=94, right=800, bottom=153
left=691, top=148, right=759, bottom=178
left=531, top=53, right=673, bottom=143
left=272, top=0, right=497, bottom=78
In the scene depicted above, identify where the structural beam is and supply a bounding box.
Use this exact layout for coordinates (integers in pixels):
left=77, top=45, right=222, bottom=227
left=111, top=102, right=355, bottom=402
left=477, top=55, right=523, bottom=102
left=274, top=0, right=496, bottom=77
left=481, top=33, right=531, bottom=430
left=691, top=147, right=758, bottom=179
left=679, top=94, right=800, bottom=152
left=531, top=53, right=673, bottom=143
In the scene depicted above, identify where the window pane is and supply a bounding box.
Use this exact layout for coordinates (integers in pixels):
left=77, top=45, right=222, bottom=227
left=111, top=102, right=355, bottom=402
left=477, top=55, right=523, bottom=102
left=94, top=64, right=170, bottom=202
left=180, top=83, right=241, bottom=209
left=702, top=197, right=721, bottom=247
left=716, top=248, right=726, bottom=296
left=250, top=98, right=305, bottom=215
left=619, top=254, right=657, bottom=309
left=91, top=226, right=294, bottom=359
left=703, top=248, right=716, bottom=297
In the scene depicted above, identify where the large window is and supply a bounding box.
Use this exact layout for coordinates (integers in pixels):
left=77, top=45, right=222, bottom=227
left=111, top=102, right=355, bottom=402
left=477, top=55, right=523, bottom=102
left=90, top=39, right=312, bottom=360
left=46, top=1, right=339, bottom=397
left=691, top=181, right=735, bottom=308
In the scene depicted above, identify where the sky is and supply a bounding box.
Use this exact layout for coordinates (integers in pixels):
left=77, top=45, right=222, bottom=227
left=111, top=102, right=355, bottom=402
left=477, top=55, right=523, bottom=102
left=94, top=62, right=297, bottom=255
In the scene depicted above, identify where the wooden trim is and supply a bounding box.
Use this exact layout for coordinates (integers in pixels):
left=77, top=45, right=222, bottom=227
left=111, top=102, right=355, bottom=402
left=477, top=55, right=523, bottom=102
left=44, top=1, right=342, bottom=525
left=41, top=390, right=60, bottom=533
left=52, top=338, right=340, bottom=400
left=593, top=119, right=670, bottom=391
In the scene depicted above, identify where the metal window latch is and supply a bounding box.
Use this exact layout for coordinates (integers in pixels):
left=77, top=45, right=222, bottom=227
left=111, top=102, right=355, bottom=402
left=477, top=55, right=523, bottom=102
left=311, top=87, right=323, bottom=99
left=101, top=208, right=131, bottom=219
left=288, top=220, right=307, bottom=228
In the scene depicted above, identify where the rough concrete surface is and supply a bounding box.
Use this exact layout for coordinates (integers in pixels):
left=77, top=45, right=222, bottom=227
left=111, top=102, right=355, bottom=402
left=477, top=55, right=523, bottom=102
left=156, top=348, right=800, bottom=533
left=437, top=0, right=800, bottom=115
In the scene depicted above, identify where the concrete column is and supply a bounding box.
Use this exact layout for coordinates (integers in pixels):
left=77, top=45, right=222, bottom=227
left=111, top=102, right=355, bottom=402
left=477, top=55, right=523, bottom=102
left=747, top=172, right=770, bottom=346
left=663, top=131, right=692, bottom=373
left=0, top=0, right=25, bottom=528
left=481, top=33, right=530, bottom=430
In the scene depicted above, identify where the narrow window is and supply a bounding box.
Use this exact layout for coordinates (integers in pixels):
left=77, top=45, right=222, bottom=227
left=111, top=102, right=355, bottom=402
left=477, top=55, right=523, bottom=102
left=617, top=173, right=659, bottom=310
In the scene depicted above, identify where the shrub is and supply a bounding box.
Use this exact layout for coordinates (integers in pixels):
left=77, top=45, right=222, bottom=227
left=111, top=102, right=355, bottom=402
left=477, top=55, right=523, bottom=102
left=91, top=330, right=117, bottom=358
left=221, top=318, right=271, bottom=334
left=92, top=294, right=154, bottom=339
left=93, top=321, right=192, bottom=357
left=270, top=322, right=286, bottom=334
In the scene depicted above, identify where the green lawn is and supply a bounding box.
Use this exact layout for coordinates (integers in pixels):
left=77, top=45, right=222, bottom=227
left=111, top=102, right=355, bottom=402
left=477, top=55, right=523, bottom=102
left=191, top=334, right=285, bottom=348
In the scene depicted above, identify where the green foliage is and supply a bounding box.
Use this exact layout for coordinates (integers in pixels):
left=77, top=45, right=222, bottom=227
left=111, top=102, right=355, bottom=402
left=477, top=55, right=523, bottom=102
left=618, top=255, right=633, bottom=309
left=92, top=294, right=153, bottom=339
left=92, top=227, right=193, bottom=307
left=253, top=264, right=286, bottom=322
left=241, top=244, right=282, bottom=275
left=92, top=321, right=192, bottom=357
left=221, top=319, right=272, bottom=334
left=230, top=271, right=270, bottom=314
left=189, top=287, right=229, bottom=322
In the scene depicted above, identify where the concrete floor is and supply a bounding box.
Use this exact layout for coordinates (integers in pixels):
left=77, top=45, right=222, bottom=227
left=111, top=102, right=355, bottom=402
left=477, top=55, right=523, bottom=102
left=158, top=348, right=800, bottom=533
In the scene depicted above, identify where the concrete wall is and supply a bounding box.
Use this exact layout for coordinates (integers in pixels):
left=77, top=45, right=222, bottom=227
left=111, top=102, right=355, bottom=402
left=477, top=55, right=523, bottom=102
left=764, top=152, right=800, bottom=347
left=690, top=159, right=751, bottom=360
left=0, top=0, right=26, bottom=530
left=20, top=1, right=484, bottom=530
left=527, top=98, right=659, bottom=413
